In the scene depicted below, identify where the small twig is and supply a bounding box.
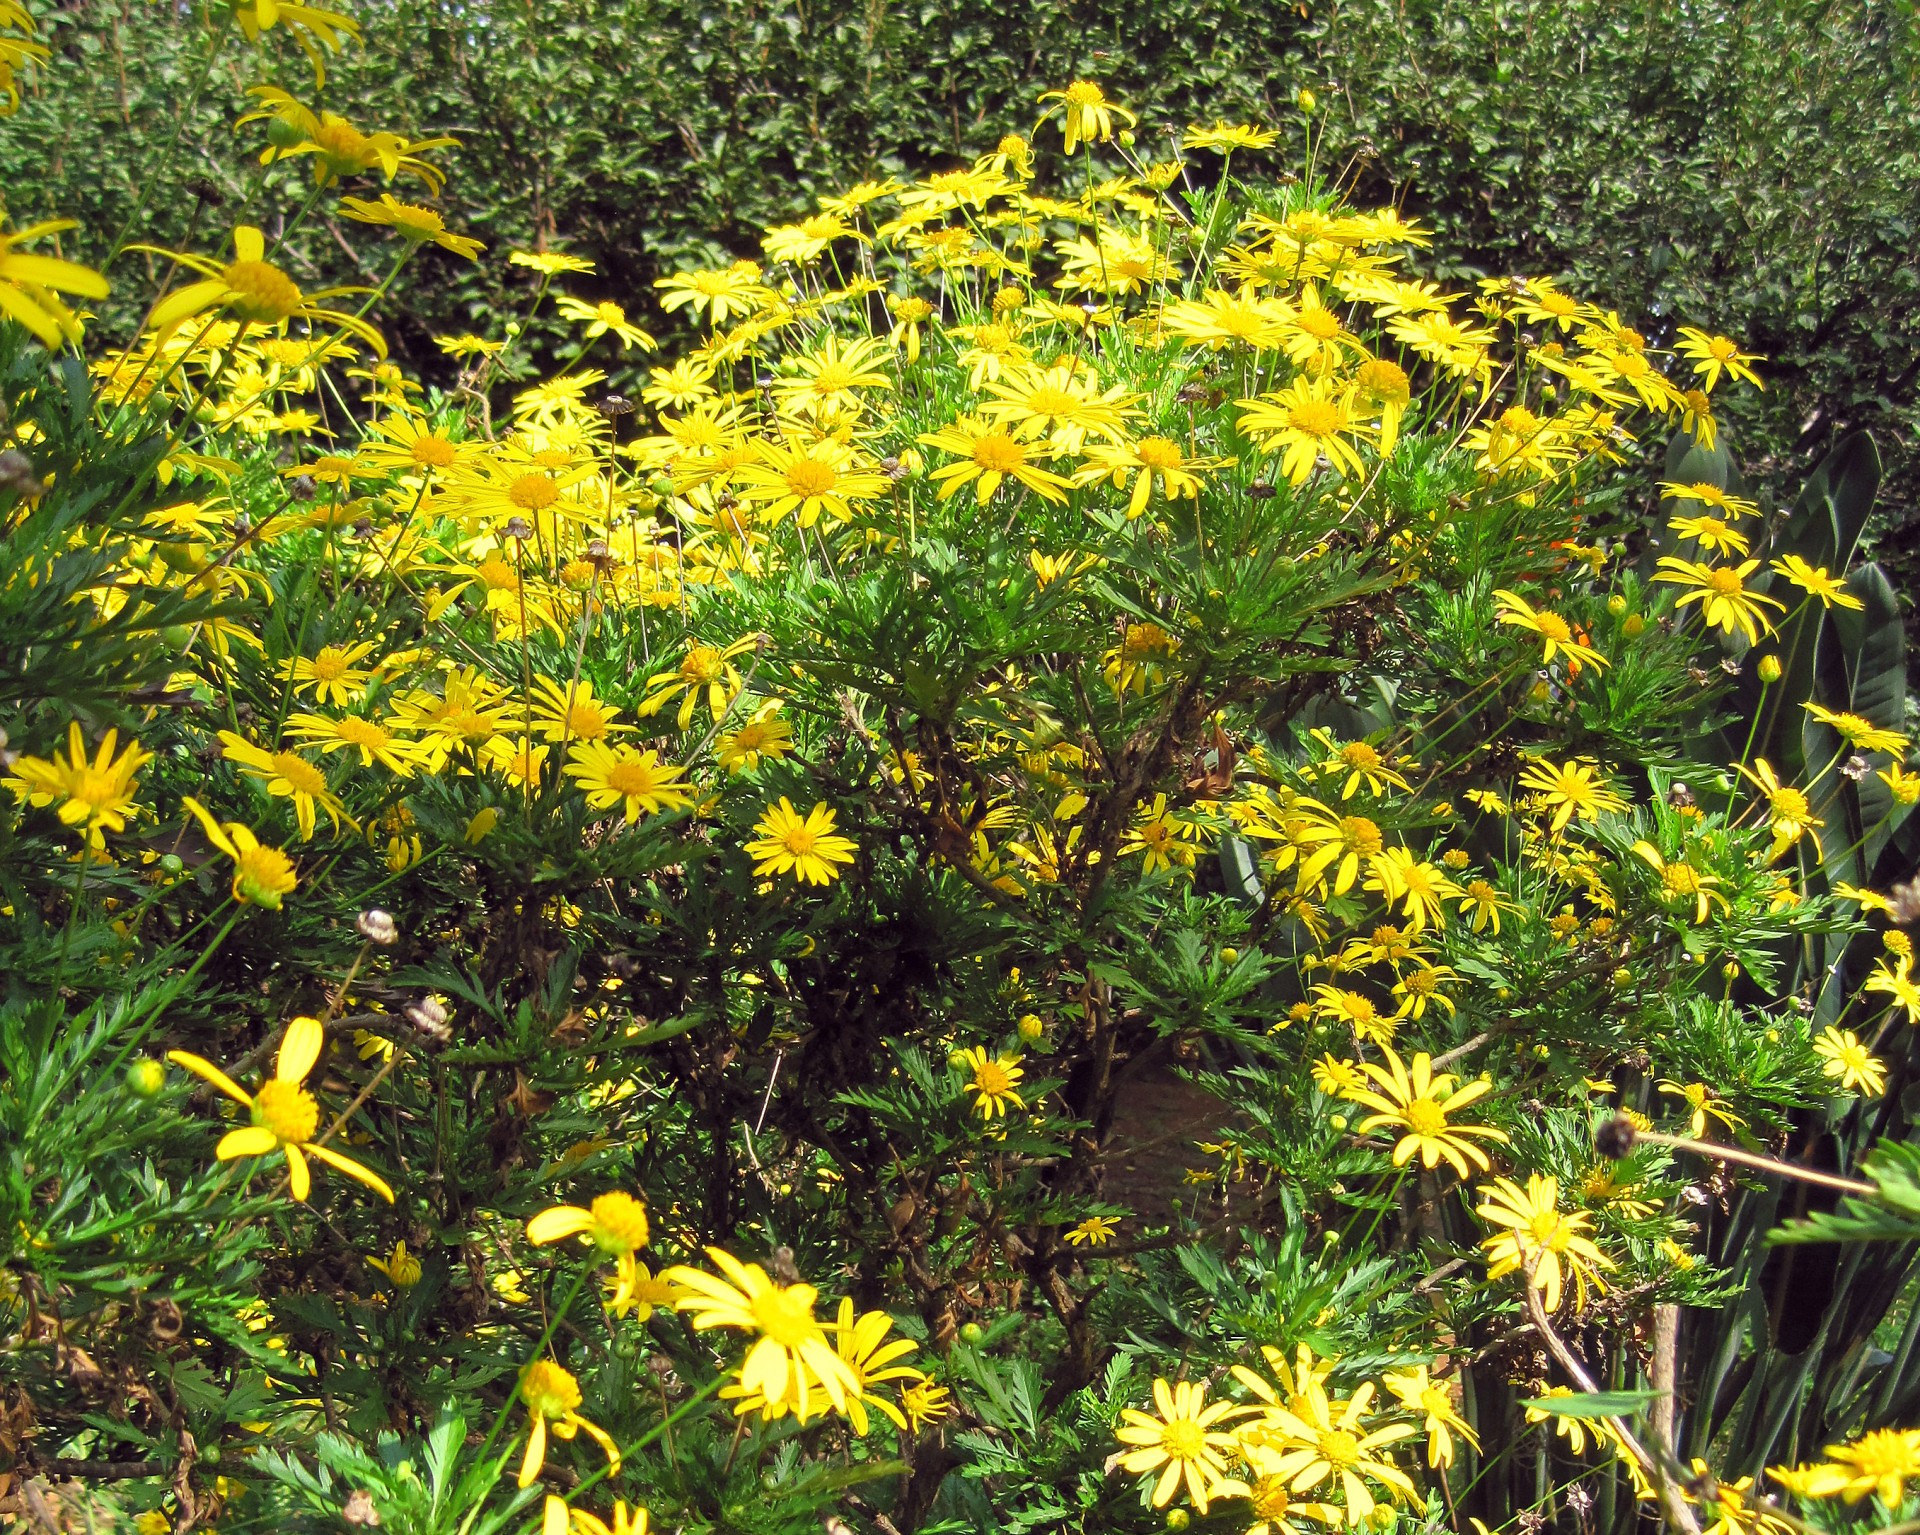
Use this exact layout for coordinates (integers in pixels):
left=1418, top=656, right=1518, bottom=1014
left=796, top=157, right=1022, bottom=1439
left=42, top=1460, right=167, bottom=1482
left=1632, top=1127, right=1876, bottom=1197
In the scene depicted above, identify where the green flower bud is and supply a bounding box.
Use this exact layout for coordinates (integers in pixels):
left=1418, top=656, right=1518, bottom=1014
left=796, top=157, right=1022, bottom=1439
left=1165, top=1510, right=1190, bottom=1532
left=959, top=1321, right=985, bottom=1345
left=1622, top=614, right=1646, bottom=638
left=127, top=1058, right=167, bottom=1098
left=1606, top=594, right=1628, bottom=616
left=1757, top=655, right=1782, bottom=683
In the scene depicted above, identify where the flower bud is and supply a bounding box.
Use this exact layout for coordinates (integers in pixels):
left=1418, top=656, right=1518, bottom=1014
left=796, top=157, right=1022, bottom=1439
left=127, top=1057, right=167, bottom=1098
left=1118, top=129, right=1135, bottom=147
left=959, top=1321, right=985, bottom=1345
left=1611, top=967, right=1632, bottom=988
left=1165, top=1512, right=1190, bottom=1532
left=1606, top=593, right=1628, bottom=616
left=1757, top=654, right=1782, bottom=683
left=1017, top=1014, right=1044, bottom=1041
left=1220, top=947, right=1239, bottom=963
left=1329, top=1114, right=1348, bottom=1131
left=1297, top=86, right=1317, bottom=111
left=1622, top=614, right=1646, bottom=638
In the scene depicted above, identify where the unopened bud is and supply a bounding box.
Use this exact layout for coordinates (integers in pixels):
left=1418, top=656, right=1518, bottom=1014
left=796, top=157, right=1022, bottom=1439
left=1757, top=654, right=1782, bottom=683
left=127, top=1057, right=167, bottom=1098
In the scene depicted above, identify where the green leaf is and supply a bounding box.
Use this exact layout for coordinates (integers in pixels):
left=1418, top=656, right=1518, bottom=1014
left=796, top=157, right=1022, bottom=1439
left=1519, top=1389, right=1663, bottom=1420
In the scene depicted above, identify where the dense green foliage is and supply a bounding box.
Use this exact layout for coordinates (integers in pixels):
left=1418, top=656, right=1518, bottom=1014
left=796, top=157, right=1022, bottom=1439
left=4, top=0, right=1917, bottom=622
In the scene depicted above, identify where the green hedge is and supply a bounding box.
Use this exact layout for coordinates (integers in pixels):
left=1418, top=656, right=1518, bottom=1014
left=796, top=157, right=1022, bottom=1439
left=4, top=0, right=1916, bottom=633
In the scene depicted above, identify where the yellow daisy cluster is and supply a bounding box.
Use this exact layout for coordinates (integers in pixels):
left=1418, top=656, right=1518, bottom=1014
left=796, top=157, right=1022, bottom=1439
left=1115, top=1341, right=1476, bottom=1522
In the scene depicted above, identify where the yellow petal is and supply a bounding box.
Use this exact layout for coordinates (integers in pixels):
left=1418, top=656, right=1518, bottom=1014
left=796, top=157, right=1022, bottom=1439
left=276, top=1014, right=324, bottom=1084
left=526, top=1206, right=595, bottom=1246
left=179, top=796, right=238, bottom=860
left=165, top=1049, right=253, bottom=1107
left=216, top=1125, right=279, bottom=1160
left=284, top=1143, right=312, bottom=1201
left=306, top=1140, right=395, bottom=1203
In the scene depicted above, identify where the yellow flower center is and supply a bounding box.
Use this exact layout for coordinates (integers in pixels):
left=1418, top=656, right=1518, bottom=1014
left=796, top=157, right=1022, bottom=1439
left=234, top=843, right=296, bottom=907
left=605, top=759, right=667, bottom=797
left=477, top=556, right=519, bottom=590
left=784, top=457, right=839, bottom=497
left=807, top=361, right=855, bottom=394
left=509, top=473, right=560, bottom=511
left=1662, top=862, right=1703, bottom=897
left=411, top=434, right=458, bottom=469
left=1528, top=1210, right=1566, bottom=1248
left=1533, top=611, right=1572, bottom=642
left=1160, top=1419, right=1206, bottom=1460
left=221, top=259, right=303, bottom=324
left=1706, top=567, right=1745, bottom=597
left=1318, top=1428, right=1360, bottom=1466
left=1341, top=742, right=1382, bottom=770
left=1064, top=80, right=1105, bottom=108
left=1500, top=405, right=1541, bottom=433
left=1539, top=291, right=1578, bottom=316
left=1405, top=968, right=1440, bottom=995
left=595, top=301, right=626, bottom=325
left=1707, top=337, right=1738, bottom=361
left=1356, top=358, right=1410, bottom=400
left=1467, top=880, right=1498, bottom=903
left=1251, top=1478, right=1292, bottom=1519
left=1023, top=385, right=1079, bottom=417
left=334, top=717, right=392, bottom=750
left=1135, top=436, right=1183, bottom=470
left=563, top=701, right=611, bottom=739
left=1770, top=787, right=1810, bottom=821
left=311, top=648, right=352, bottom=682
left=1337, top=815, right=1383, bottom=855
left=1297, top=307, right=1341, bottom=340
left=1288, top=399, right=1341, bottom=437
left=680, top=647, right=723, bottom=683
left=386, top=203, right=445, bottom=239
left=971, top=432, right=1027, bottom=472
left=252, top=1078, right=319, bottom=1145
left=974, top=1060, right=1014, bottom=1096
left=63, top=766, right=126, bottom=814
left=273, top=753, right=328, bottom=796
left=315, top=117, right=376, bottom=166
left=1403, top=1097, right=1449, bottom=1137
left=520, top=1360, right=583, bottom=1419
left=587, top=1191, right=650, bottom=1254
left=749, top=1283, right=819, bottom=1346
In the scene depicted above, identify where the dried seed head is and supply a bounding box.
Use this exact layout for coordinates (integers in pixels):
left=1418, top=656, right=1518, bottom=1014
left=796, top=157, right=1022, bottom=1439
left=504, top=516, right=533, bottom=541
left=406, top=996, right=450, bottom=1043
left=596, top=394, right=636, bottom=417
left=0, top=449, right=50, bottom=499
left=356, top=909, right=397, bottom=946
left=1594, top=1113, right=1637, bottom=1159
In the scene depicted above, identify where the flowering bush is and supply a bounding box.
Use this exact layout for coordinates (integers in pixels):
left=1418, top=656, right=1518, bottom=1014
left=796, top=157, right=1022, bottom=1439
left=3, top=7, right=1919, bottom=1535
